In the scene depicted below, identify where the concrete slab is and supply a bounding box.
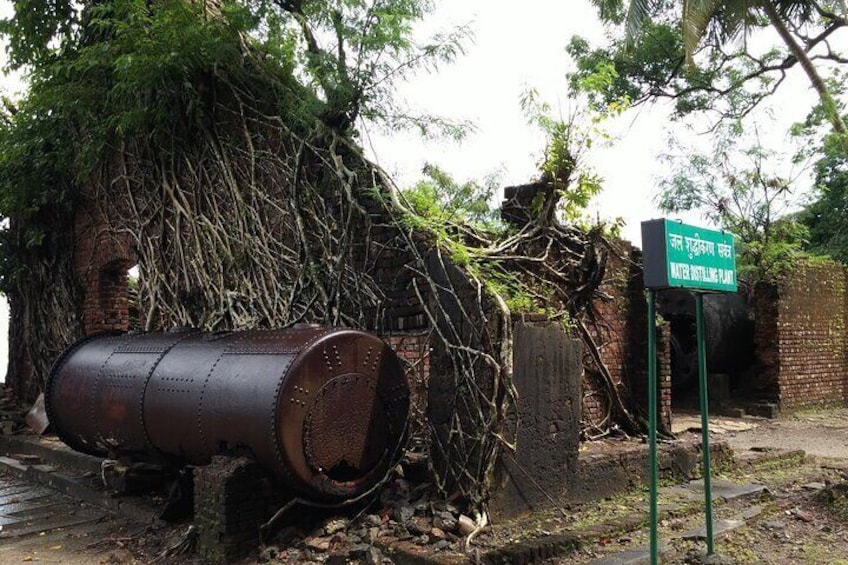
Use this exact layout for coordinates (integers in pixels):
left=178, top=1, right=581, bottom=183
left=682, top=518, right=744, bottom=541
left=681, top=479, right=769, bottom=501
left=4, top=501, right=69, bottom=518
left=0, top=487, right=54, bottom=506
left=681, top=506, right=763, bottom=541
left=0, top=496, right=56, bottom=514
left=589, top=549, right=653, bottom=565
left=588, top=545, right=669, bottom=565
left=0, top=510, right=104, bottom=539
left=0, top=448, right=160, bottom=524
left=741, top=505, right=764, bottom=520
left=0, top=455, right=28, bottom=473
left=0, top=434, right=104, bottom=476
left=0, top=483, right=32, bottom=498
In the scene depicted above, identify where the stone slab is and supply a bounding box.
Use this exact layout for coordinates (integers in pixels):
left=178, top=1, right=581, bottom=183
left=682, top=519, right=743, bottom=541
left=678, top=479, right=769, bottom=502
left=0, top=496, right=55, bottom=515
left=0, top=510, right=104, bottom=539
left=0, top=447, right=160, bottom=524
left=681, top=506, right=763, bottom=541
left=588, top=545, right=669, bottom=565
left=0, top=483, right=31, bottom=498
left=4, top=500, right=68, bottom=519
left=0, top=455, right=28, bottom=473
left=0, top=487, right=54, bottom=506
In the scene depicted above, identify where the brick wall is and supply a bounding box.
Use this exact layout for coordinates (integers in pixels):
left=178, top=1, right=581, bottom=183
left=585, top=240, right=672, bottom=433
left=194, top=456, right=284, bottom=563
left=753, top=259, right=848, bottom=410
left=74, top=200, right=137, bottom=335
left=382, top=332, right=431, bottom=437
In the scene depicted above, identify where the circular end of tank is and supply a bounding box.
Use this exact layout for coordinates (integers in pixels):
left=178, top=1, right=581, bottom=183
left=303, top=372, right=390, bottom=482
left=274, top=329, right=409, bottom=501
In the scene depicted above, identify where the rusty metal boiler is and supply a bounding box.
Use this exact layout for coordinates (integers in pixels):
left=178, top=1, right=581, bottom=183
left=45, top=326, right=410, bottom=502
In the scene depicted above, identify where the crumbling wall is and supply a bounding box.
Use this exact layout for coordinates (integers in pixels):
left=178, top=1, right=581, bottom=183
left=753, top=259, right=848, bottom=410
left=74, top=199, right=137, bottom=335
left=585, top=240, right=672, bottom=434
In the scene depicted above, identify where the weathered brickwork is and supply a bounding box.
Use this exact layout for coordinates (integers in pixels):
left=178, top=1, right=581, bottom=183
left=585, top=240, right=672, bottom=433
left=74, top=200, right=136, bottom=335
left=383, top=332, right=431, bottom=435
left=194, top=456, right=285, bottom=563
left=753, top=259, right=848, bottom=410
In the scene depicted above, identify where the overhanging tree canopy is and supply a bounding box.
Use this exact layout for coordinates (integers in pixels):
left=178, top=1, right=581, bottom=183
left=571, top=0, right=848, bottom=141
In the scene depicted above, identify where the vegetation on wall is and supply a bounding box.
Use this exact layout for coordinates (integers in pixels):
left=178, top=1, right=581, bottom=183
left=0, top=0, right=633, bottom=520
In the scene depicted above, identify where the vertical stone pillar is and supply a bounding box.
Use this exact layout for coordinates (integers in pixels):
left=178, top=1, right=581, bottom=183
left=489, top=322, right=582, bottom=518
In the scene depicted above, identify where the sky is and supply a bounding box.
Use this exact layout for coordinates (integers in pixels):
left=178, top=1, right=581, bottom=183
left=0, top=0, right=837, bottom=383
left=362, top=0, right=823, bottom=243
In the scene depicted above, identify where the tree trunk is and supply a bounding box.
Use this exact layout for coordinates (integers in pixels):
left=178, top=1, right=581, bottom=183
left=758, top=0, right=848, bottom=137
left=4, top=214, right=83, bottom=406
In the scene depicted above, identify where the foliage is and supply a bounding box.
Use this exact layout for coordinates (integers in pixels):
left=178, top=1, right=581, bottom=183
left=570, top=0, right=848, bottom=136
left=800, top=149, right=848, bottom=263
left=0, top=99, right=74, bottom=290
left=1, top=0, right=471, bottom=135
left=657, top=121, right=813, bottom=281
left=519, top=83, right=625, bottom=229
left=402, top=163, right=501, bottom=228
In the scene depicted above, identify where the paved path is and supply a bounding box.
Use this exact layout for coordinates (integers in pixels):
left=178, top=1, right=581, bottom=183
left=0, top=471, right=139, bottom=564
left=673, top=407, right=848, bottom=459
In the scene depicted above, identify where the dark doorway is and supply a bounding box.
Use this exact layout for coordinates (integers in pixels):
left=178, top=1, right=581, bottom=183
left=658, top=290, right=755, bottom=411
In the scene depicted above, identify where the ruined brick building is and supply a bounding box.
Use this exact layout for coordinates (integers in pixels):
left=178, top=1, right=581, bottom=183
left=10, top=173, right=848, bottom=523
left=51, top=188, right=848, bottom=430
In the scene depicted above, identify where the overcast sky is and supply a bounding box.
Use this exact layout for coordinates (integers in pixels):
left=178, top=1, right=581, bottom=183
left=362, top=0, right=824, bottom=243
left=0, top=0, right=836, bottom=382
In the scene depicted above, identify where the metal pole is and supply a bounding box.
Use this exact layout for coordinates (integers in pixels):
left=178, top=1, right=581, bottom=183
left=647, top=289, right=658, bottom=565
left=695, top=292, right=715, bottom=554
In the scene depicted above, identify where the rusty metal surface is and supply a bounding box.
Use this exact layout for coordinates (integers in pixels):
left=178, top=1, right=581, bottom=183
left=45, top=327, right=409, bottom=502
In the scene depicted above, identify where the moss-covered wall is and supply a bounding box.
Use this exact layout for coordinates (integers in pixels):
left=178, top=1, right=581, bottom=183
left=586, top=240, right=672, bottom=433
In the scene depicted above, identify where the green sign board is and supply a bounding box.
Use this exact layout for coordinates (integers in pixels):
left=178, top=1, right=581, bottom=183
left=641, top=219, right=737, bottom=292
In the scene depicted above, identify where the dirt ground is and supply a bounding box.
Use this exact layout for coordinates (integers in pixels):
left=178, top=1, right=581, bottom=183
left=674, top=406, right=848, bottom=459
left=4, top=408, right=848, bottom=564
left=553, top=407, right=848, bottom=564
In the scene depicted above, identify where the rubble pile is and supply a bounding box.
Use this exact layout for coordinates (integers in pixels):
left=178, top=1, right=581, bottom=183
left=260, top=474, right=480, bottom=564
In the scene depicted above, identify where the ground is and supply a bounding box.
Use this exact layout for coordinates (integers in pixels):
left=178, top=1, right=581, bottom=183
left=548, top=407, right=848, bottom=564
left=2, top=408, right=848, bottom=564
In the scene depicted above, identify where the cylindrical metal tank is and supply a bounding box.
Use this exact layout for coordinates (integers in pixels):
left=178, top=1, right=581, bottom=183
left=45, top=326, right=410, bottom=502
left=658, top=290, right=754, bottom=391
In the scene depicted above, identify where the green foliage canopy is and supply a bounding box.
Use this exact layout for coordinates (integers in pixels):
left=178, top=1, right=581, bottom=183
left=570, top=0, right=848, bottom=136
left=0, top=0, right=469, bottom=287
left=656, top=122, right=813, bottom=281
left=800, top=150, right=848, bottom=263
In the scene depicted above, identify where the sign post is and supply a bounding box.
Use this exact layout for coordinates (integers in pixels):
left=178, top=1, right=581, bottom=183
left=641, top=219, right=737, bottom=563
left=695, top=292, right=714, bottom=554
left=646, top=287, right=659, bottom=565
